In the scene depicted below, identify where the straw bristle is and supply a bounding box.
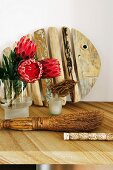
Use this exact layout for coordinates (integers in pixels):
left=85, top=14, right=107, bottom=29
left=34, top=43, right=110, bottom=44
left=48, top=111, right=104, bottom=132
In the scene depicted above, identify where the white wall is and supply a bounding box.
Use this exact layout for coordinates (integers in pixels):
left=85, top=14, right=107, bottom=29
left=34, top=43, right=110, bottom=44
left=0, top=0, right=113, bottom=101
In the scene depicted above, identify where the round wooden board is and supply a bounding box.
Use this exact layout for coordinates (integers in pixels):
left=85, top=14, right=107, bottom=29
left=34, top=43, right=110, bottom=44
left=1, top=27, right=101, bottom=105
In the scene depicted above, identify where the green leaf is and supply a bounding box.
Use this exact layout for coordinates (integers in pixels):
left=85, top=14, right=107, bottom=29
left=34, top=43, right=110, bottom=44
left=1, top=51, right=23, bottom=80
left=2, top=54, right=9, bottom=73
left=0, top=67, right=5, bottom=79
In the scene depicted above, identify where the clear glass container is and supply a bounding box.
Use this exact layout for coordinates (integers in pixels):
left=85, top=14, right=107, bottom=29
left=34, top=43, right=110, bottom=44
left=49, top=96, right=62, bottom=115
left=0, top=79, right=32, bottom=119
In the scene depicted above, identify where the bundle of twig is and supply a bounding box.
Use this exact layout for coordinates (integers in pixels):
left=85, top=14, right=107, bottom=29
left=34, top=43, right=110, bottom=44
left=50, top=79, right=77, bottom=97
left=0, top=110, right=103, bottom=131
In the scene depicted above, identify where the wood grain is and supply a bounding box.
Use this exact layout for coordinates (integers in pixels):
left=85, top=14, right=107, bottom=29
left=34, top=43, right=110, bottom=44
left=61, top=27, right=81, bottom=102
left=0, top=102, right=113, bottom=164
left=72, top=29, right=101, bottom=99
left=31, top=81, right=43, bottom=106
left=27, top=83, right=32, bottom=97
left=48, top=27, right=66, bottom=105
left=34, top=29, right=52, bottom=106
left=26, top=34, right=43, bottom=106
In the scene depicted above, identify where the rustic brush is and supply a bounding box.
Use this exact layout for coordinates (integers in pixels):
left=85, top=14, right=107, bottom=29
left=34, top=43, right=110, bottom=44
left=0, top=111, right=103, bottom=131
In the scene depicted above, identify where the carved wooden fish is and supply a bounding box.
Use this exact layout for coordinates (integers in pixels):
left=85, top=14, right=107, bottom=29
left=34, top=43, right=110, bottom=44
left=0, top=27, right=101, bottom=105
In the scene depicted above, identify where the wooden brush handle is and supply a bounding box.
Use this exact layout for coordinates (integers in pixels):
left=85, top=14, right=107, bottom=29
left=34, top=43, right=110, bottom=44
left=0, top=117, right=49, bottom=131
left=0, top=111, right=103, bottom=131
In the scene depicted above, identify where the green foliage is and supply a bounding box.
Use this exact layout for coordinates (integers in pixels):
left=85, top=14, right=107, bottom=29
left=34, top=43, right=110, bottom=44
left=1, top=51, right=22, bottom=80
left=0, top=67, right=5, bottom=79
left=12, top=79, right=27, bottom=97
left=0, top=51, right=27, bottom=104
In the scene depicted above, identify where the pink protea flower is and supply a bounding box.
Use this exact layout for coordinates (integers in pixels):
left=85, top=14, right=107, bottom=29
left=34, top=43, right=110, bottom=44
left=15, top=36, right=36, bottom=59
left=18, top=59, right=43, bottom=83
left=40, top=58, right=60, bottom=78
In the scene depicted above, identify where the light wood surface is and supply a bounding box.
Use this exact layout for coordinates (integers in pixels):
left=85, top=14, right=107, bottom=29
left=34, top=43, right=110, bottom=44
left=31, top=81, right=43, bottom=106
left=3, top=47, right=11, bottom=57
left=48, top=27, right=66, bottom=105
left=72, top=29, right=101, bottom=99
left=28, top=34, right=43, bottom=106
left=34, top=29, right=51, bottom=106
left=0, top=102, right=113, bottom=164
left=61, top=27, right=80, bottom=102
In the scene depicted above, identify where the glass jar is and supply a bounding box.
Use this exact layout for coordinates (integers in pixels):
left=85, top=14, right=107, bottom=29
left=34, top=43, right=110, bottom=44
left=0, top=79, right=32, bottom=119
left=49, top=96, right=62, bottom=115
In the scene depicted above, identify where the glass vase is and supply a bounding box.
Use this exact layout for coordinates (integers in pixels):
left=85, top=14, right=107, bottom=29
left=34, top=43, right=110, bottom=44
left=0, top=79, right=32, bottom=119
left=49, top=96, right=62, bottom=115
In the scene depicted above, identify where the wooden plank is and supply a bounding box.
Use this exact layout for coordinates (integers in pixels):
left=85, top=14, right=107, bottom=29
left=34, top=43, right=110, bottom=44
left=34, top=29, right=52, bottom=106
left=26, top=83, right=32, bottom=97
left=48, top=27, right=66, bottom=105
left=3, top=47, right=11, bottom=57
left=26, top=34, right=43, bottom=106
left=0, top=102, right=113, bottom=164
left=61, top=27, right=81, bottom=102
left=72, top=29, right=101, bottom=99
left=34, top=29, right=49, bottom=59
left=31, top=81, right=43, bottom=106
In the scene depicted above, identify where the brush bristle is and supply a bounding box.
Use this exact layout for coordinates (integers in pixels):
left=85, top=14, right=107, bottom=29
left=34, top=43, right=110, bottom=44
left=48, top=110, right=104, bottom=132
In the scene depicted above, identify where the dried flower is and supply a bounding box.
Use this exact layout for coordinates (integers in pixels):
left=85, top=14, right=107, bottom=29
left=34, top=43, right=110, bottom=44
left=15, top=36, right=36, bottom=59
left=40, top=58, right=60, bottom=78
left=18, top=59, right=43, bottom=83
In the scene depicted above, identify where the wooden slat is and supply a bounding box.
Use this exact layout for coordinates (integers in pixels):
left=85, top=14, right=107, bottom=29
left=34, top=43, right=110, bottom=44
left=72, top=29, right=101, bottom=99
left=26, top=34, right=43, bottom=106
left=34, top=29, right=49, bottom=59
left=31, top=81, right=43, bottom=106
left=34, top=29, right=52, bottom=106
left=26, top=83, right=32, bottom=97
left=61, top=27, right=81, bottom=102
left=48, top=27, right=66, bottom=105
left=3, top=47, right=11, bottom=57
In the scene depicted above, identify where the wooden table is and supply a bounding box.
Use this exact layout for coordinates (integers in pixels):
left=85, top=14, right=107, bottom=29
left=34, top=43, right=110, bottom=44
left=0, top=102, right=113, bottom=164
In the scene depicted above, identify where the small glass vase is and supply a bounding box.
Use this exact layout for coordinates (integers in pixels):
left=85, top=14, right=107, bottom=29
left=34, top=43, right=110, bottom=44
left=0, top=79, right=32, bottom=119
left=49, top=96, right=62, bottom=115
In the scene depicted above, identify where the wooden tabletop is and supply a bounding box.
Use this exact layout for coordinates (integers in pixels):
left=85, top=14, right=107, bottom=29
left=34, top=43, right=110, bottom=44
left=0, top=102, right=113, bottom=164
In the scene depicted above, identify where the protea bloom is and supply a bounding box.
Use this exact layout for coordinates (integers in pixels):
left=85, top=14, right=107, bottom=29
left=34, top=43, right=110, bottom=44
left=15, top=36, right=36, bottom=59
left=40, top=58, right=60, bottom=78
left=18, top=59, right=43, bottom=83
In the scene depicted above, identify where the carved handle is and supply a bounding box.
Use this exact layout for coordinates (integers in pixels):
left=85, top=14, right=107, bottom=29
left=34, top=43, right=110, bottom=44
left=0, top=117, right=49, bottom=130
